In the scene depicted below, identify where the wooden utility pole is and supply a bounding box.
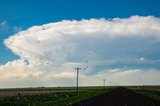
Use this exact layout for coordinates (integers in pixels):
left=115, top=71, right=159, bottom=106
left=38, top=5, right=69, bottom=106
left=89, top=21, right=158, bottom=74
left=103, top=79, right=106, bottom=87
left=75, top=67, right=81, bottom=93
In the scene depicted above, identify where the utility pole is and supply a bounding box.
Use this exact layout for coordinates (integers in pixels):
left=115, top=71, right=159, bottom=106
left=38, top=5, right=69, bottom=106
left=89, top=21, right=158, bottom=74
left=110, top=81, right=111, bottom=86
left=75, top=67, right=81, bottom=93
left=103, top=79, right=106, bottom=87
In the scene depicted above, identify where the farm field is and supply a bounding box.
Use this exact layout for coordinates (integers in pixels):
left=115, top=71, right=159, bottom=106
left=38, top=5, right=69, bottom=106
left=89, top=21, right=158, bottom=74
left=0, top=86, right=115, bottom=106
left=0, top=86, right=160, bottom=106
left=126, top=86, right=160, bottom=101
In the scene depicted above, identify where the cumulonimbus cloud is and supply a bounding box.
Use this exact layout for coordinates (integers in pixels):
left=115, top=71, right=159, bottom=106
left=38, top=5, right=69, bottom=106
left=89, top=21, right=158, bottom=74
left=1, top=15, right=160, bottom=87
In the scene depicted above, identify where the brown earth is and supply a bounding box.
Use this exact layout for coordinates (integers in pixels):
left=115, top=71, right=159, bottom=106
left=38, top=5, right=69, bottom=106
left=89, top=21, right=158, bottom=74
left=72, top=87, right=160, bottom=106
left=126, top=86, right=160, bottom=90
left=0, top=90, right=75, bottom=98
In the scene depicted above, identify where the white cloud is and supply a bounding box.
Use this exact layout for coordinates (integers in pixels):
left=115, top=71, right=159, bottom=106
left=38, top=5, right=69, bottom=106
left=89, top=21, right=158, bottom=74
left=139, top=57, right=144, bottom=61
left=0, top=61, right=159, bottom=87
left=0, top=59, right=76, bottom=88
left=1, top=15, right=160, bottom=88
left=80, top=69, right=160, bottom=86
left=13, top=26, right=23, bottom=32
left=0, top=21, right=8, bottom=30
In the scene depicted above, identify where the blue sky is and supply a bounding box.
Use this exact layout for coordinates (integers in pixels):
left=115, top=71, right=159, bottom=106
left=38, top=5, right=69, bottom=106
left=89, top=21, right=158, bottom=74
left=0, top=0, right=160, bottom=87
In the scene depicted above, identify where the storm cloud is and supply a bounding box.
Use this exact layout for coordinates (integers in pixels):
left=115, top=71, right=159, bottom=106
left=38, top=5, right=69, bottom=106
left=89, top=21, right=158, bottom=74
left=1, top=15, right=160, bottom=87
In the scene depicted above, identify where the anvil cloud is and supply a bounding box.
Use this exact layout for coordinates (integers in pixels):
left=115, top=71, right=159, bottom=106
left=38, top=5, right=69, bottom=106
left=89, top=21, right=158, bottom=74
left=1, top=16, right=160, bottom=88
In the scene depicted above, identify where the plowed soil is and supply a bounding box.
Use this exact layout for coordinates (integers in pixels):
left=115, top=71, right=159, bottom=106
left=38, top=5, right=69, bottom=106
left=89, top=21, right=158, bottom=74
left=72, top=87, right=160, bottom=106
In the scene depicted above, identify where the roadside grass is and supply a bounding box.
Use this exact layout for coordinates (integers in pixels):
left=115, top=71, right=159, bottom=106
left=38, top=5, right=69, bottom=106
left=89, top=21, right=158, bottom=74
left=38, top=87, right=116, bottom=106
left=135, top=89, right=160, bottom=101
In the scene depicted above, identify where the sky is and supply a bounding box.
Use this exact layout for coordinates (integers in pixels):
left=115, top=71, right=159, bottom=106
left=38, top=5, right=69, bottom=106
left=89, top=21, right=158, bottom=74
left=0, top=0, right=160, bottom=88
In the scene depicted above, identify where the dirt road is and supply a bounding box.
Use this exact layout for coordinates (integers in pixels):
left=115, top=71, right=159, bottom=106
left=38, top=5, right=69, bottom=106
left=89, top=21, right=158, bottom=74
left=72, top=87, right=160, bottom=106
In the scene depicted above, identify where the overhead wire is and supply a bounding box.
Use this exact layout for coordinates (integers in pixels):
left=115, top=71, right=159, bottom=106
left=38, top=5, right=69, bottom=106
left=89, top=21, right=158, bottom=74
left=6, top=43, right=92, bottom=71
left=7, top=44, right=73, bottom=68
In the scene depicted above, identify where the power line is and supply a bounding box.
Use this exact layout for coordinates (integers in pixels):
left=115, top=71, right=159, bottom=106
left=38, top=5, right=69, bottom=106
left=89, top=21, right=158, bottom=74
left=7, top=44, right=75, bottom=68
left=7, top=44, right=92, bottom=74
left=8, top=43, right=94, bottom=70
left=10, top=44, right=64, bottom=64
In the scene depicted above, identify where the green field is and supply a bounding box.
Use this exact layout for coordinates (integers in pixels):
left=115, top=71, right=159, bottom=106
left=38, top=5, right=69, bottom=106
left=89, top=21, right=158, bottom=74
left=135, top=89, right=160, bottom=101
left=0, top=87, right=116, bottom=106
